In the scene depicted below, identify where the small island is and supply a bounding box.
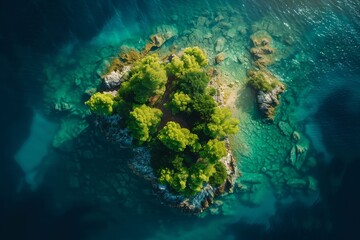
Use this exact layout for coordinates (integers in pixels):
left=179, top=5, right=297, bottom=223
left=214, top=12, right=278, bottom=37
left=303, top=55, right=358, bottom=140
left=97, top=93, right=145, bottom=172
left=85, top=46, right=240, bottom=213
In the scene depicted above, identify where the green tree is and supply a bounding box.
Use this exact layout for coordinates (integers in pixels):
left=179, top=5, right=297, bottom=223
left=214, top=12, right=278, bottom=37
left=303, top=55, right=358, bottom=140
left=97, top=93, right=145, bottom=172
left=158, top=160, right=189, bottom=193
left=188, top=160, right=215, bottom=193
left=206, top=108, right=239, bottom=139
left=166, top=55, right=185, bottom=77
left=176, top=70, right=210, bottom=96
left=169, top=91, right=192, bottom=114
left=157, top=122, right=199, bottom=152
left=166, top=47, right=208, bottom=78
left=183, top=47, right=208, bottom=68
left=85, top=92, right=115, bottom=116
left=122, top=54, right=167, bottom=103
left=200, top=139, right=227, bottom=163
left=128, top=105, right=163, bottom=143
left=209, top=162, right=227, bottom=186
left=191, top=94, right=216, bottom=120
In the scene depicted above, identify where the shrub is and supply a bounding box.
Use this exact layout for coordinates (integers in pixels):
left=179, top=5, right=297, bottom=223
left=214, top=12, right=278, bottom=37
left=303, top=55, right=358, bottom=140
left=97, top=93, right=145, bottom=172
left=191, top=94, right=216, bottom=121
left=85, top=92, right=115, bottom=116
left=206, top=108, right=239, bottom=139
left=209, top=162, right=227, bottom=186
left=187, top=160, right=215, bottom=193
left=122, top=54, right=167, bottom=103
left=128, top=105, right=163, bottom=143
left=169, top=91, right=192, bottom=114
left=157, top=121, right=199, bottom=152
left=176, top=70, right=210, bottom=96
left=200, top=139, right=227, bottom=163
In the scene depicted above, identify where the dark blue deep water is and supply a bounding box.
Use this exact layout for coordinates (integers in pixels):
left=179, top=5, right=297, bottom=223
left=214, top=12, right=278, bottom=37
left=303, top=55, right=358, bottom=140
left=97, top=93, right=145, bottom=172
left=1, top=0, right=360, bottom=239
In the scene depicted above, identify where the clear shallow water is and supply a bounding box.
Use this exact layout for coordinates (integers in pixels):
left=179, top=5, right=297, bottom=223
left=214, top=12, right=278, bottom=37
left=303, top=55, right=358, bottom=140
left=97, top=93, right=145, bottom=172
left=1, top=0, right=360, bottom=240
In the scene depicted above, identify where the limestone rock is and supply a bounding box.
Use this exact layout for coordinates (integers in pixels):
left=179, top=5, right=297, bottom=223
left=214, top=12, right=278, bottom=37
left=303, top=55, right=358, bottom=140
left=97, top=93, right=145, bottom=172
left=103, top=66, right=131, bottom=89
left=250, top=30, right=276, bottom=66
left=215, top=52, right=226, bottom=64
left=215, top=37, right=225, bottom=52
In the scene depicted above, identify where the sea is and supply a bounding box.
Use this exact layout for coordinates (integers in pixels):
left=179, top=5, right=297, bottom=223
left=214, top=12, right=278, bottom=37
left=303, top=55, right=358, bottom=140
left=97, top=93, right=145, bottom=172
left=0, top=0, right=359, bottom=239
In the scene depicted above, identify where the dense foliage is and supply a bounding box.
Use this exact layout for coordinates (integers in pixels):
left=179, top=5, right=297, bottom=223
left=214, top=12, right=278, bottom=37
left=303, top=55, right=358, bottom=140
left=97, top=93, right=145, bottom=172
left=85, top=92, right=115, bottom=116
left=206, top=108, right=240, bottom=139
left=200, top=139, right=227, bottom=163
left=86, top=47, right=239, bottom=196
left=128, top=105, right=163, bottom=143
left=157, top=121, right=200, bottom=152
left=120, top=54, right=167, bottom=103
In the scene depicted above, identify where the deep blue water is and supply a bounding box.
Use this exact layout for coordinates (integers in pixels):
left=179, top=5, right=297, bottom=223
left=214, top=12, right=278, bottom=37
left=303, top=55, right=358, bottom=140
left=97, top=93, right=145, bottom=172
left=1, top=0, right=360, bottom=239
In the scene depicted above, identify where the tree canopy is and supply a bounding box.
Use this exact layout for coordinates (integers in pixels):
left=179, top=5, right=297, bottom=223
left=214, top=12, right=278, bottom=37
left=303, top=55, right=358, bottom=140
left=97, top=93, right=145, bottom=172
left=85, top=92, right=115, bottom=116
left=169, top=91, right=192, bottom=114
left=128, top=105, right=163, bottom=143
left=120, top=54, right=167, bottom=103
left=200, top=139, right=227, bottom=163
left=206, top=108, right=240, bottom=138
left=157, top=121, right=200, bottom=152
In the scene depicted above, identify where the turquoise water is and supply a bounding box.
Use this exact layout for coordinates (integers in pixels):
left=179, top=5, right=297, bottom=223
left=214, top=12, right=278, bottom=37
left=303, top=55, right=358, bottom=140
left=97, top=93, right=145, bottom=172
left=1, top=0, right=360, bottom=239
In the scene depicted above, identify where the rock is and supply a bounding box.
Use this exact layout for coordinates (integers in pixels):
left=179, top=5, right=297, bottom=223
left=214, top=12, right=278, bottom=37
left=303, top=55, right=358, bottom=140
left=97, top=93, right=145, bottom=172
left=85, top=87, right=97, bottom=96
left=226, top=28, right=237, bottom=39
left=250, top=30, right=275, bottom=66
left=150, top=34, right=165, bottom=47
left=292, top=131, right=301, bottom=142
left=286, top=178, right=307, bottom=189
left=103, top=66, right=131, bottom=89
left=209, top=207, right=219, bottom=215
left=215, top=37, right=225, bottom=52
left=278, top=121, right=293, bottom=136
left=289, top=146, right=297, bottom=166
left=215, top=52, right=226, bottom=64
left=240, top=173, right=263, bottom=184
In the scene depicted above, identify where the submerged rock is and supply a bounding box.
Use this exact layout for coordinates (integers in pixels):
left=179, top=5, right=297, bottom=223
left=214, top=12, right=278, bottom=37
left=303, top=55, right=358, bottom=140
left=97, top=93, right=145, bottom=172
left=278, top=121, right=293, bottom=136
left=215, top=37, right=226, bottom=52
left=250, top=30, right=276, bottom=67
left=215, top=52, right=226, bottom=64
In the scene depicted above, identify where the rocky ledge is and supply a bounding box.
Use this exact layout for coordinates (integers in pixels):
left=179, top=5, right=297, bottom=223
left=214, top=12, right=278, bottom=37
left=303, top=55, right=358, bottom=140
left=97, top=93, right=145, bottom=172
left=248, top=69, right=285, bottom=120
left=129, top=139, right=237, bottom=214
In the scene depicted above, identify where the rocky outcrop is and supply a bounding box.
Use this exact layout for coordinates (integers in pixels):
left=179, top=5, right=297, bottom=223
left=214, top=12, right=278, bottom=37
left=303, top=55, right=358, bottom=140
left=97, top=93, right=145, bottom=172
left=248, top=69, right=285, bottom=120
left=143, top=25, right=178, bottom=53
left=250, top=30, right=276, bottom=67
left=128, top=139, right=237, bottom=214
left=103, top=66, right=131, bottom=90
left=257, top=85, right=285, bottom=119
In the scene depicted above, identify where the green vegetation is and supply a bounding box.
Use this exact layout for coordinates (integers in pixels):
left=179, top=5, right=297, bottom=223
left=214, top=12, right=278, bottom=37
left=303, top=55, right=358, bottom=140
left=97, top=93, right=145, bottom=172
left=85, top=46, right=239, bottom=196
left=169, top=92, right=192, bottom=114
left=206, top=108, right=240, bottom=139
left=85, top=92, right=115, bottom=116
left=200, top=139, right=227, bottom=163
left=128, top=105, right=163, bottom=143
left=120, top=54, right=167, bottom=103
left=209, top=162, right=227, bottom=186
left=157, top=121, right=200, bottom=152
left=248, top=70, right=280, bottom=92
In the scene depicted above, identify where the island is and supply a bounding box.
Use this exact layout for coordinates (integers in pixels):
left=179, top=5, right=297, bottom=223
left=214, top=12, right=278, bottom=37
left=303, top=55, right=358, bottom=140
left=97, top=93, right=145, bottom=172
left=85, top=46, right=239, bottom=213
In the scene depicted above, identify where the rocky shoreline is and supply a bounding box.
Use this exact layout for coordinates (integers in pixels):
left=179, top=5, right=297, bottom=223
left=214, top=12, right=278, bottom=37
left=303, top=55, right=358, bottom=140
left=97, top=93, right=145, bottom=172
left=96, top=61, right=239, bottom=213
